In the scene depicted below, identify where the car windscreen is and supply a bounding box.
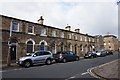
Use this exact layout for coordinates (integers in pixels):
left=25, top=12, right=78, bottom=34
left=96, top=51, right=102, bottom=53
left=26, top=53, right=34, bottom=56
left=87, top=51, right=93, bottom=54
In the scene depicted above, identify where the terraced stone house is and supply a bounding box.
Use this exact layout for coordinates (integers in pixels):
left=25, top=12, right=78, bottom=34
left=0, top=15, right=118, bottom=63
left=103, top=33, right=118, bottom=52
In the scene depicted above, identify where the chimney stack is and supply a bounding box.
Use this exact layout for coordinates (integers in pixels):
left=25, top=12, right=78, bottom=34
left=38, top=16, right=44, bottom=25
left=65, top=25, right=71, bottom=31
left=107, top=32, right=110, bottom=35
left=75, top=29, right=80, bottom=33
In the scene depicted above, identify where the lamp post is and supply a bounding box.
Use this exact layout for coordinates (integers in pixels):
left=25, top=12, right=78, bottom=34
left=7, top=21, right=12, bottom=66
left=7, top=41, right=11, bottom=66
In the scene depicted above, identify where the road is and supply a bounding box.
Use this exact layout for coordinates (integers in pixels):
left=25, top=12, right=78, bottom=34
left=2, top=53, right=119, bottom=80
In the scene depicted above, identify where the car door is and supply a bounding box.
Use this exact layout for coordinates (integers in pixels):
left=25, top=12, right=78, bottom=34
left=69, top=51, right=75, bottom=60
left=33, top=52, right=45, bottom=64
left=43, top=52, right=52, bottom=60
left=62, top=51, right=69, bottom=60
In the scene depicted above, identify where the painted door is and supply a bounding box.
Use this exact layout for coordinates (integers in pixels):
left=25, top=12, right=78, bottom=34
left=40, top=46, right=45, bottom=51
left=10, top=46, right=16, bottom=60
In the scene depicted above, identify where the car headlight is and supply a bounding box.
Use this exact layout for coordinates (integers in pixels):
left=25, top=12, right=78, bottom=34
left=19, top=58, right=25, bottom=61
left=97, top=53, right=101, bottom=55
left=89, top=54, right=91, bottom=56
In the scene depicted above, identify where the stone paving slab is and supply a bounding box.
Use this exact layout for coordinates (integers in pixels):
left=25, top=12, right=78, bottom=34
left=92, top=59, right=120, bottom=79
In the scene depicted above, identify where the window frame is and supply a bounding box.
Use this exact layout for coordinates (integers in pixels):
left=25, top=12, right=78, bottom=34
left=74, top=34, right=77, bottom=40
left=52, top=30, right=56, bottom=37
left=84, top=36, right=87, bottom=42
left=92, top=38, right=94, bottom=42
left=80, top=36, right=82, bottom=41
left=28, top=25, right=34, bottom=34
left=40, top=28, right=47, bottom=36
left=108, top=41, right=111, bottom=45
left=89, top=38, right=91, bottom=42
left=11, top=22, right=19, bottom=32
left=68, top=33, right=71, bottom=39
left=60, top=32, right=64, bottom=38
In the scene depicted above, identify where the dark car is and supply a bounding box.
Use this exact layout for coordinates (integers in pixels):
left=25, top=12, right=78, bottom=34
left=54, top=51, right=79, bottom=63
left=84, top=51, right=97, bottom=59
left=105, top=50, right=113, bottom=55
left=96, top=50, right=107, bottom=57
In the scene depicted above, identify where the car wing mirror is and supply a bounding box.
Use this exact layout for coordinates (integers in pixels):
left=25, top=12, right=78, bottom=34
left=73, top=54, right=76, bottom=55
left=33, top=54, right=37, bottom=57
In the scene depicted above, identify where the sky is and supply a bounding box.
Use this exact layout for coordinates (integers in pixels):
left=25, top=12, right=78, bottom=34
left=0, top=0, right=119, bottom=38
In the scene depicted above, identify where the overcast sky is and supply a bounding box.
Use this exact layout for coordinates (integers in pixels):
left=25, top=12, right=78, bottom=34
left=0, top=0, right=119, bottom=38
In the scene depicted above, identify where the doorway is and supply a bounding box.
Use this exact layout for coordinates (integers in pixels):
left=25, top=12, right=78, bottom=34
left=10, top=45, right=16, bottom=60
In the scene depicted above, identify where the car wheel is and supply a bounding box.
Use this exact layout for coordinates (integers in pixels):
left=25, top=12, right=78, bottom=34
left=62, top=58, right=66, bottom=63
left=24, top=61, right=31, bottom=68
left=95, top=55, right=97, bottom=58
left=55, top=60, right=59, bottom=63
left=91, top=56, right=94, bottom=58
left=75, top=57, right=79, bottom=61
left=46, top=59, right=51, bottom=65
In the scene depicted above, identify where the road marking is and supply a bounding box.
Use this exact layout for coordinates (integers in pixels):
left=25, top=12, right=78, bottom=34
left=87, top=68, right=100, bottom=79
left=65, top=76, right=75, bottom=80
left=0, top=70, right=7, bottom=72
left=14, top=69, right=18, bottom=70
left=0, top=71, right=2, bottom=72
left=17, top=68, right=22, bottom=70
left=65, top=71, right=89, bottom=80
left=69, top=76, right=75, bottom=78
left=81, top=72, right=88, bottom=75
left=87, top=59, right=120, bottom=79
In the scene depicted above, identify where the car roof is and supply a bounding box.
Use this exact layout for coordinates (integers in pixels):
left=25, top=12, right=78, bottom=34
left=87, top=51, right=95, bottom=53
left=35, top=51, right=51, bottom=53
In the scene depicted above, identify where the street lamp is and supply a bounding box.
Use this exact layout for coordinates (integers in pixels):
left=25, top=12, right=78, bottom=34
left=7, top=20, right=13, bottom=66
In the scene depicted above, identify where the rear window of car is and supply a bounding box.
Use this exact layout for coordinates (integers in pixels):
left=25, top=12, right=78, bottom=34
left=56, top=51, right=68, bottom=54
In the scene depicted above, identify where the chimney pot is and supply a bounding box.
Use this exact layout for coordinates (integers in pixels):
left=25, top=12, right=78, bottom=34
left=38, top=16, right=44, bottom=24
left=65, top=25, right=71, bottom=31
left=75, top=29, right=80, bottom=33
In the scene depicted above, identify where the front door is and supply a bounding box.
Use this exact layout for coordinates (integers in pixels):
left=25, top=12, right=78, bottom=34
left=10, top=46, right=16, bottom=60
left=40, top=46, right=45, bottom=51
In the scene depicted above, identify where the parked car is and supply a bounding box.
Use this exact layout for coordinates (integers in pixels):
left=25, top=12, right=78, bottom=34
left=105, top=50, right=113, bottom=55
left=16, top=51, right=54, bottom=68
left=84, top=51, right=97, bottom=59
left=96, top=50, right=107, bottom=57
left=54, top=51, right=79, bottom=63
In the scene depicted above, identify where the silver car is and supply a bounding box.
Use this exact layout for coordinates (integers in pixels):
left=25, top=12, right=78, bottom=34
left=16, top=51, right=54, bottom=68
left=96, top=50, right=107, bottom=57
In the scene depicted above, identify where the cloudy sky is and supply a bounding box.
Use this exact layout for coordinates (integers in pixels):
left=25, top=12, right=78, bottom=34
left=0, top=0, right=119, bottom=38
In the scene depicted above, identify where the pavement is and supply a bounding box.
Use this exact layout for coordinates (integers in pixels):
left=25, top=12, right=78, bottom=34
left=1, top=63, right=18, bottom=69
left=88, top=59, right=120, bottom=80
